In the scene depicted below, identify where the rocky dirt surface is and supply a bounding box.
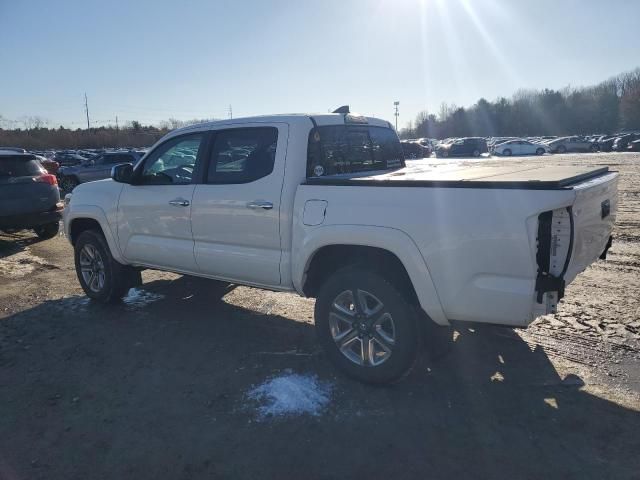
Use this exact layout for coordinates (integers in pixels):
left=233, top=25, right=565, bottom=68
left=0, top=152, right=639, bottom=480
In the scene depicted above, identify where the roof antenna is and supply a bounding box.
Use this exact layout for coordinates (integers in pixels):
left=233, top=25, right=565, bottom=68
left=332, top=105, right=350, bottom=114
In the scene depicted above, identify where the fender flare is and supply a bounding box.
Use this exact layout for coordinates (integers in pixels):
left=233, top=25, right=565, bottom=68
left=293, top=224, right=449, bottom=326
left=65, top=205, right=125, bottom=264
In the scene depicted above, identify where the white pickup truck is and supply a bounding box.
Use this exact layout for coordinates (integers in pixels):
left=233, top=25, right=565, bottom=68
left=63, top=111, right=617, bottom=383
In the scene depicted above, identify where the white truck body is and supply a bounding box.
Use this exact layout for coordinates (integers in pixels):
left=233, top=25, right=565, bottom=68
left=63, top=113, right=617, bottom=331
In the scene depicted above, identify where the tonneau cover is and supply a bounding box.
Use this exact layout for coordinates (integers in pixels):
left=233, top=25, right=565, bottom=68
left=305, top=164, right=611, bottom=190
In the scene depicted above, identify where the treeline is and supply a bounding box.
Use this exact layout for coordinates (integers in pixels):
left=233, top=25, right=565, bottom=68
left=401, top=68, right=640, bottom=140
left=0, top=118, right=215, bottom=150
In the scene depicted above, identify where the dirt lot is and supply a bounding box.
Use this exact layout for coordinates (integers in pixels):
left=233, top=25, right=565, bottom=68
left=1, top=152, right=639, bottom=480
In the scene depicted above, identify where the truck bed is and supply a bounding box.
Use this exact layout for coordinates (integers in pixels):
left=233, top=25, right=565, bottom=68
left=305, top=164, right=611, bottom=190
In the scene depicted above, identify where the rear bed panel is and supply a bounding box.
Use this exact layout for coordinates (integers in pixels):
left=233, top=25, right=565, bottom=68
left=295, top=166, right=617, bottom=328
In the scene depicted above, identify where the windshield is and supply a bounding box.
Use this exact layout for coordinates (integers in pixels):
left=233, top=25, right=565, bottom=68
left=307, top=125, right=404, bottom=177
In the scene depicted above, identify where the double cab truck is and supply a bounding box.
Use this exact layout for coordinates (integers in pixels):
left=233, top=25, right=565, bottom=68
left=63, top=111, right=617, bottom=383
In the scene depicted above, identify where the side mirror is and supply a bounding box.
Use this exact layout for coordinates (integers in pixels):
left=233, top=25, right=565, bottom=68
left=111, top=163, right=134, bottom=184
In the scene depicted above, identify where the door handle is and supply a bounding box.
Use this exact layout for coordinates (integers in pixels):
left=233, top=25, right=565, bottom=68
left=246, top=200, right=273, bottom=210
left=169, top=199, right=190, bottom=207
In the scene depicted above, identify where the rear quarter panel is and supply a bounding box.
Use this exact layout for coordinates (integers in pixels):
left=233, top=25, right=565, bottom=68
left=294, top=184, right=576, bottom=326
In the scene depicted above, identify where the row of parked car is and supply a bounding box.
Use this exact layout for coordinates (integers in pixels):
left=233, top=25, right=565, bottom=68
left=0, top=146, right=147, bottom=193
left=400, top=132, right=640, bottom=159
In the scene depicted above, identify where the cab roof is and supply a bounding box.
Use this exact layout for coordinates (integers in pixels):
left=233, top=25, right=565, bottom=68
left=171, top=113, right=393, bottom=136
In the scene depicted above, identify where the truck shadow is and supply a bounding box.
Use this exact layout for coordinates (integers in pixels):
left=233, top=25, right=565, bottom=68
left=0, top=276, right=638, bottom=479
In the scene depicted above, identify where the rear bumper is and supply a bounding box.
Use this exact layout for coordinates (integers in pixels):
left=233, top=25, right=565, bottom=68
left=0, top=205, right=63, bottom=229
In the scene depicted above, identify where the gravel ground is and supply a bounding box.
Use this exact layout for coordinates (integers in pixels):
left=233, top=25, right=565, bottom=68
left=1, top=152, right=639, bottom=479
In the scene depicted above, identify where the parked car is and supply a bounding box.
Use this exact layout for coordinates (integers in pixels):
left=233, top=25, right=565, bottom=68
left=492, top=139, right=547, bottom=156
left=63, top=111, right=617, bottom=384
left=57, top=151, right=143, bottom=192
left=401, top=141, right=430, bottom=159
left=545, top=136, right=599, bottom=153
left=597, top=136, right=620, bottom=152
left=35, top=155, right=60, bottom=174
left=54, top=153, right=89, bottom=167
left=627, top=139, right=640, bottom=152
left=0, top=153, right=63, bottom=239
left=434, top=137, right=488, bottom=157
left=612, top=133, right=640, bottom=151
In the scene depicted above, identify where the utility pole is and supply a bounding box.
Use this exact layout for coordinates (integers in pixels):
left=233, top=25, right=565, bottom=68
left=115, top=115, right=119, bottom=131
left=228, top=104, right=233, bottom=119
left=393, top=101, right=400, bottom=131
left=84, top=93, right=90, bottom=130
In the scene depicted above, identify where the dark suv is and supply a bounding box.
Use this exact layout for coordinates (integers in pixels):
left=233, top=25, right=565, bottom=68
left=435, top=137, right=488, bottom=158
left=0, top=153, right=63, bottom=239
left=57, top=151, right=143, bottom=192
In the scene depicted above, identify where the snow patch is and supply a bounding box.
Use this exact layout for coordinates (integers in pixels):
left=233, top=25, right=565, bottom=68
left=247, top=371, right=333, bottom=419
left=122, top=288, right=165, bottom=308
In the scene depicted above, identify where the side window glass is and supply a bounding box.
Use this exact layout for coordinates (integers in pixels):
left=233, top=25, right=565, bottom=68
left=140, top=134, right=203, bottom=185
left=206, top=127, right=277, bottom=184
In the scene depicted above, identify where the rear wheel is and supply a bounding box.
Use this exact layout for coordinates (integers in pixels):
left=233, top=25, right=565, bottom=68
left=472, top=149, right=481, bottom=157
left=74, top=230, right=136, bottom=302
left=536, top=147, right=545, bottom=155
left=33, top=221, right=59, bottom=240
left=557, top=145, right=567, bottom=154
left=590, top=144, right=599, bottom=152
left=502, top=148, right=512, bottom=156
left=315, top=267, right=419, bottom=384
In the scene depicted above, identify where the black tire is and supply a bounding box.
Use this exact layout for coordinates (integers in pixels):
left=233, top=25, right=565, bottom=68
left=33, top=221, right=59, bottom=240
left=74, top=229, right=134, bottom=303
left=472, top=149, right=481, bottom=157
left=536, top=147, right=545, bottom=155
left=590, top=144, right=599, bottom=152
left=314, top=266, right=420, bottom=384
left=557, top=145, right=567, bottom=154
left=503, top=148, right=512, bottom=156
left=59, top=176, right=79, bottom=193
left=441, top=150, right=449, bottom=158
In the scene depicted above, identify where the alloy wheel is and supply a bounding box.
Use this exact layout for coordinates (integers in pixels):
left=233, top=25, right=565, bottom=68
left=328, top=289, right=396, bottom=367
left=79, top=244, right=106, bottom=293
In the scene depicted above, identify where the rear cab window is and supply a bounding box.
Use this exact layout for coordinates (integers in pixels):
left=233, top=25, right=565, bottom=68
left=307, top=124, right=404, bottom=177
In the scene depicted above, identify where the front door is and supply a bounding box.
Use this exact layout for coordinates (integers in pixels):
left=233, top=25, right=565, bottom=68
left=116, top=133, right=205, bottom=272
left=190, top=124, right=288, bottom=287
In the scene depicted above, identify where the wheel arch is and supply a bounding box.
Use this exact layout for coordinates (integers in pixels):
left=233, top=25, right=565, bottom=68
left=66, top=207, right=125, bottom=263
left=294, top=225, right=448, bottom=325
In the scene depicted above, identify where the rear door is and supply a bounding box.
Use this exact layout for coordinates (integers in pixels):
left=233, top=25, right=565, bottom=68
left=190, top=123, right=288, bottom=287
left=0, top=157, right=59, bottom=217
left=116, top=133, right=205, bottom=272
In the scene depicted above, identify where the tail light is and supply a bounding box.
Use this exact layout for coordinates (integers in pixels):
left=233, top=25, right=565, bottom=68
left=36, top=174, right=58, bottom=186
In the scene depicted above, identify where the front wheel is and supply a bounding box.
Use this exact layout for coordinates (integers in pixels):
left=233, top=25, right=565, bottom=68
left=472, top=149, right=481, bottom=157
left=502, top=148, right=512, bottom=156
left=74, top=230, right=136, bottom=302
left=557, top=145, right=567, bottom=154
left=314, top=267, right=419, bottom=384
left=34, top=221, right=59, bottom=240
left=536, top=147, right=545, bottom=155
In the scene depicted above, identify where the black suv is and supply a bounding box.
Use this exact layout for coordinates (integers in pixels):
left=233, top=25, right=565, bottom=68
left=435, top=137, right=488, bottom=158
left=0, top=153, right=63, bottom=239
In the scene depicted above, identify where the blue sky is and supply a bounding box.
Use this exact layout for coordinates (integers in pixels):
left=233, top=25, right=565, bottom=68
left=1, top=0, right=639, bottom=129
